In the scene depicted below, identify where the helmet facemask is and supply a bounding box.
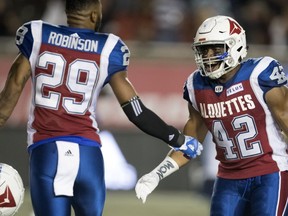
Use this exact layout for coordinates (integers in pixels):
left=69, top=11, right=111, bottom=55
left=193, top=43, right=231, bottom=79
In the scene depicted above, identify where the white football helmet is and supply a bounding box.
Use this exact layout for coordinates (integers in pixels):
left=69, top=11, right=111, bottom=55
left=192, top=15, right=247, bottom=79
left=0, top=163, right=25, bottom=216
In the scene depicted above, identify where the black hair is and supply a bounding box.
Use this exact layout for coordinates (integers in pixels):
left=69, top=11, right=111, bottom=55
left=65, top=0, right=100, bottom=13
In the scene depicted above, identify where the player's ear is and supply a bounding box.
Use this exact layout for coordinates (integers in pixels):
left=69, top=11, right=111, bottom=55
left=91, top=11, right=97, bottom=24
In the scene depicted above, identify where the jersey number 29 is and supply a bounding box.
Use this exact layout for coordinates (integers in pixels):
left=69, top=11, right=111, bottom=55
left=35, top=52, right=98, bottom=115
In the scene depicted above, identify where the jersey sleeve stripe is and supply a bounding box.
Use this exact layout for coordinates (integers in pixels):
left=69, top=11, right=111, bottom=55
left=187, top=72, right=199, bottom=111
left=30, top=20, right=43, bottom=75
left=99, top=34, right=119, bottom=85
left=249, top=56, right=273, bottom=113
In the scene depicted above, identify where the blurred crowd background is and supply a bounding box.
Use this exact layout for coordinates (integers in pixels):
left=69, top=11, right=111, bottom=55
left=0, top=0, right=288, bottom=46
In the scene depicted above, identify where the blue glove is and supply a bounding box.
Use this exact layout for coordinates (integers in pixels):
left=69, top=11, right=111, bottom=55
left=173, top=136, right=203, bottom=158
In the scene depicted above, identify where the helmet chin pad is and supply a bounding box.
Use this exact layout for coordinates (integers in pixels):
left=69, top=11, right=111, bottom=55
left=201, top=62, right=236, bottom=79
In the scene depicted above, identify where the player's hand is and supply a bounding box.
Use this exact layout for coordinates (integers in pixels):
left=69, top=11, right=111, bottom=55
left=135, top=172, right=159, bottom=203
left=173, top=136, right=203, bottom=158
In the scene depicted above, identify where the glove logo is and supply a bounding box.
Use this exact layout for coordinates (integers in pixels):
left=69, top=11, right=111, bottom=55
left=174, top=136, right=203, bottom=159
left=168, top=134, right=175, bottom=141
left=187, top=144, right=195, bottom=151
left=0, top=186, right=16, bottom=207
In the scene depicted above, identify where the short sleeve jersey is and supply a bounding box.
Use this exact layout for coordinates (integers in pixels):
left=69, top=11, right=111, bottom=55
left=15, top=20, right=130, bottom=148
left=183, top=57, right=288, bottom=179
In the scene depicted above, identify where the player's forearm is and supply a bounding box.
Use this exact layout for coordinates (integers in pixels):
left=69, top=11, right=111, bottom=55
left=0, top=62, right=29, bottom=126
left=266, top=86, right=288, bottom=136
left=168, top=149, right=191, bottom=168
left=183, top=115, right=208, bottom=143
left=273, top=106, right=288, bottom=136
left=151, top=155, right=179, bottom=180
left=122, top=96, right=185, bottom=147
left=0, top=90, right=21, bottom=127
left=143, top=150, right=188, bottom=182
left=0, top=112, right=9, bottom=127
left=0, top=107, right=13, bottom=127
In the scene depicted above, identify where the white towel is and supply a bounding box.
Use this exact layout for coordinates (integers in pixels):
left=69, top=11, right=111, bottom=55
left=53, top=141, right=80, bottom=196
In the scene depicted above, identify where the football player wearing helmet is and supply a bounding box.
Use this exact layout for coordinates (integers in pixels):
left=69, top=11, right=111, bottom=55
left=0, top=0, right=203, bottom=215
left=135, top=15, right=288, bottom=216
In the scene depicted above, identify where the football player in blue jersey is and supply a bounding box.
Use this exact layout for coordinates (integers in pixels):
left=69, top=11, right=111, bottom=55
left=0, top=0, right=203, bottom=215
left=135, top=15, right=288, bottom=216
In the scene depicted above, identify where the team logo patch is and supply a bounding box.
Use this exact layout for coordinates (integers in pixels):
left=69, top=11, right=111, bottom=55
left=215, top=85, right=223, bottom=93
left=226, top=83, right=243, bottom=96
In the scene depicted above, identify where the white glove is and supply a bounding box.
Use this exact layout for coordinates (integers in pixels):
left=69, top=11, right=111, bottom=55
left=135, top=172, right=159, bottom=203
left=135, top=156, right=179, bottom=203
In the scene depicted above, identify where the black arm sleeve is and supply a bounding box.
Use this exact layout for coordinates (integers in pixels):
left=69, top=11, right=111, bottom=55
left=121, top=96, right=185, bottom=147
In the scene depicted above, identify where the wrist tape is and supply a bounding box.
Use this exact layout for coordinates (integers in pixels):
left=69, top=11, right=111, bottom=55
left=151, top=156, right=179, bottom=181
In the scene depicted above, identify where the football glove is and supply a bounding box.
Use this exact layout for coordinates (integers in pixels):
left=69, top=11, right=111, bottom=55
left=135, top=172, right=159, bottom=203
left=135, top=156, right=179, bottom=203
left=172, top=135, right=203, bottom=158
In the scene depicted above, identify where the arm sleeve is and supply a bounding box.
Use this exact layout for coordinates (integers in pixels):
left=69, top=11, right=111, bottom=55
left=122, top=96, right=185, bottom=147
